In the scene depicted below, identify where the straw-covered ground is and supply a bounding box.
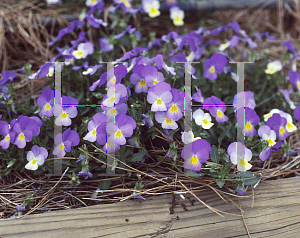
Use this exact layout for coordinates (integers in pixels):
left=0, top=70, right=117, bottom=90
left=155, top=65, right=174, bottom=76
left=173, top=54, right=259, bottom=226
left=0, top=0, right=300, bottom=219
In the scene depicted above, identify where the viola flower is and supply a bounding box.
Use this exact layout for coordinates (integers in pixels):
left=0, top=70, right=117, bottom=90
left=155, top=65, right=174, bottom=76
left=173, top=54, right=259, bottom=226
left=263, top=108, right=281, bottom=122
left=218, top=36, right=241, bottom=51
left=53, top=128, right=80, bottom=158
left=0, top=71, right=18, bottom=85
left=155, top=111, right=178, bottom=130
left=130, top=64, right=148, bottom=93
left=203, top=53, right=228, bottom=80
left=193, top=108, right=214, bottom=129
left=11, top=116, right=40, bottom=149
left=181, top=130, right=201, bottom=144
left=72, top=42, right=94, bottom=59
left=259, top=142, right=283, bottom=162
left=141, top=65, right=164, bottom=87
left=77, top=170, right=93, bottom=179
left=142, top=0, right=161, bottom=18
left=170, top=6, right=184, bottom=26
left=107, top=114, right=136, bottom=145
left=16, top=204, right=26, bottom=211
left=152, top=54, right=176, bottom=75
left=71, top=31, right=87, bottom=47
left=25, top=145, right=48, bottom=171
left=86, top=15, right=107, bottom=28
left=203, top=96, right=228, bottom=123
left=181, top=139, right=211, bottom=171
left=289, top=70, right=300, bottom=92
left=141, top=113, right=154, bottom=127
left=83, top=112, right=107, bottom=142
left=258, top=125, right=277, bottom=147
left=266, top=113, right=290, bottom=141
left=192, top=89, right=205, bottom=103
left=99, top=38, right=113, bottom=52
left=236, top=107, right=260, bottom=136
left=295, top=107, right=300, bottom=122
left=105, top=100, right=127, bottom=122
left=166, top=0, right=177, bottom=6
left=37, top=87, right=55, bottom=117
left=279, top=111, right=297, bottom=133
left=278, top=88, right=296, bottom=110
left=113, top=0, right=132, bottom=8
left=233, top=91, right=256, bottom=111
left=0, top=121, right=16, bottom=149
left=165, top=89, right=184, bottom=120
left=101, top=83, right=127, bottom=108
left=86, top=0, right=101, bottom=7
left=265, top=60, right=282, bottom=74
left=147, top=82, right=173, bottom=112
left=54, top=96, right=79, bottom=126
left=227, top=142, right=252, bottom=172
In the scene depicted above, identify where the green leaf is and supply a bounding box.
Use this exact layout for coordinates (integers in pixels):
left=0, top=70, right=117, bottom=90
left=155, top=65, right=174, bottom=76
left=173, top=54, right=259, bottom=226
left=216, top=180, right=225, bottom=188
left=240, top=171, right=260, bottom=185
left=130, top=151, right=146, bottom=162
left=98, top=180, right=112, bottom=190
left=185, top=170, right=206, bottom=177
left=210, top=145, right=220, bottom=164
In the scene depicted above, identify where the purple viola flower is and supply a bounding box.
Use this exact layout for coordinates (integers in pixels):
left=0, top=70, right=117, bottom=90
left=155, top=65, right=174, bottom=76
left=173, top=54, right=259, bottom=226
left=120, top=47, right=148, bottom=61
left=101, top=84, right=127, bottom=108
left=37, top=87, right=55, bottom=117
left=0, top=71, right=18, bottom=85
left=147, top=82, right=173, bottom=112
left=278, top=88, right=295, bottom=110
left=253, top=31, right=275, bottom=41
left=0, top=83, right=10, bottom=100
left=11, top=116, right=40, bottom=149
left=258, top=125, right=277, bottom=147
left=53, top=128, right=80, bottom=158
left=166, top=0, right=177, bottom=6
left=82, top=64, right=103, bottom=76
left=152, top=54, right=176, bottom=75
left=96, top=122, right=121, bottom=153
left=16, top=204, right=26, bottom=211
left=25, top=145, right=48, bottom=170
left=141, top=113, right=154, bottom=127
left=282, top=40, right=297, bottom=54
left=77, top=170, right=93, bottom=179
left=99, top=38, right=113, bottom=52
left=71, top=31, right=87, bottom=47
left=76, top=157, right=87, bottom=163
left=54, top=96, right=78, bottom=126
left=105, top=100, right=127, bottom=122
left=165, top=88, right=184, bottom=120
left=49, top=20, right=85, bottom=46
left=155, top=111, right=178, bottom=129
left=237, top=188, right=245, bottom=196
left=86, top=15, right=107, bottom=28
left=0, top=121, right=16, bottom=149
left=203, top=96, right=228, bottom=123
left=266, top=113, right=290, bottom=140
left=83, top=112, right=107, bottom=142
left=181, top=139, right=211, bottom=171
left=107, top=113, right=136, bottom=145
left=203, top=53, right=228, bottom=80
left=236, top=107, right=260, bottom=136
left=192, top=89, right=205, bottom=103
left=295, top=107, right=300, bottom=122
left=259, top=141, right=283, bottom=162
left=141, top=65, right=164, bottom=88
left=130, top=64, right=148, bottom=93
left=72, top=61, right=89, bottom=71
left=289, top=70, right=300, bottom=92
left=115, top=25, right=134, bottom=39
left=233, top=91, right=256, bottom=111
left=227, top=142, right=252, bottom=172
left=72, top=42, right=94, bottom=59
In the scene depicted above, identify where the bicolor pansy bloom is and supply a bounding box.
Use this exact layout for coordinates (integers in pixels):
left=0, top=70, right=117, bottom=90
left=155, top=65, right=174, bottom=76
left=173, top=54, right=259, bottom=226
left=203, top=53, right=228, bottom=80
left=266, top=113, right=290, bottom=141
left=83, top=112, right=107, bottom=142
left=203, top=96, right=228, bottom=123
left=265, top=60, right=282, bottom=74
left=141, top=65, right=164, bottom=88
left=142, top=0, right=161, bottom=18
left=72, top=42, right=94, bottom=59
left=86, top=0, right=101, bottom=7
left=0, top=121, right=16, bottom=150
left=233, top=91, right=256, bottom=112
left=155, top=111, right=178, bottom=130
left=25, top=145, right=48, bottom=171
left=54, top=96, right=79, bottom=126
left=236, top=107, right=260, bottom=136
left=37, top=87, right=55, bottom=117
left=130, top=64, right=148, bottom=93
left=181, top=130, right=201, bottom=144
left=289, top=70, right=300, bottom=92
left=193, top=108, right=214, bottom=130
left=147, top=82, right=173, bottom=112
left=170, top=6, right=185, bottom=26
left=165, top=89, right=184, bottom=120
left=53, top=128, right=80, bottom=158
left=227, top=142, right=252, bottom=172
left=192, top=89, right=205, bottom=104
left=101, top=83, right=127, bottom=108
left=181, top=139, right=211, bottom=171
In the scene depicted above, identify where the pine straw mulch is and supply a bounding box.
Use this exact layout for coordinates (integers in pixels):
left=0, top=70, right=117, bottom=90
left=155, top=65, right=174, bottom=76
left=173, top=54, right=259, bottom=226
left=1, top=0, right=300, bottom=220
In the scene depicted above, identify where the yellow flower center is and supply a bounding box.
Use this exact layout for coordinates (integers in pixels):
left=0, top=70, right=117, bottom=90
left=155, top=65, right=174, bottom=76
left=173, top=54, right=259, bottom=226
left=157, top=99, right=162, bottom=105
left=19, top=133, right=25, bottom=140
left=139, top=80, right=146, bottom=87
left=121, top=0, right=131, bottom=7
left=32, top=159, right=37, bottom=165
left=110, top=108, right=116, bottom=115
left=217, top=110, right=223, bottom=117
left=59, top=144, right=65, bottom=150
left=6, top=135, right=10, bottom=141
left=239, top=158, right=248, bottom=166
left=203, top=119, right=209, bottom=125
left=45, top=104, right=51, bottom=110
left=107, top=141, right=114, bottom=145
left=92, top=129, right=96, bottom=135
left=62, top=113, right=67, bottom=119
left=191, top=156, right=198, bottom=165
left=111, top=77, right=116, bottom=83
left=109, top=97, right=115, bottom=103
left=149, top=8, right=160, bottom=17
left=116, top=131, right=122, bottom=137
left=154, top=79, right=158, bottom=85
left=78, top=51, right=83, bottom=56
left=267, top=138, right=275, bottom=146
left=174, top=17, right=184, bottom=26
left=165, top=118, right=172, bottom=124
left=245, top=123, right=252, bottom=131
left=170, top=105, right=178, bottom=113
left=297, top=81, right=300, bottom=90
left=210, top=66, right=215, bottom=73
left=279, top=127, right=285, bottom=135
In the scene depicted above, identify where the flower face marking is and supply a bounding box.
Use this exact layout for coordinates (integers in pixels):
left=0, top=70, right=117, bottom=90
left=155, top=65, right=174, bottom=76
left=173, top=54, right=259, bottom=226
left=209, top=66, right=215, bottom=73
left=19, top=133, right=25, bottom=140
